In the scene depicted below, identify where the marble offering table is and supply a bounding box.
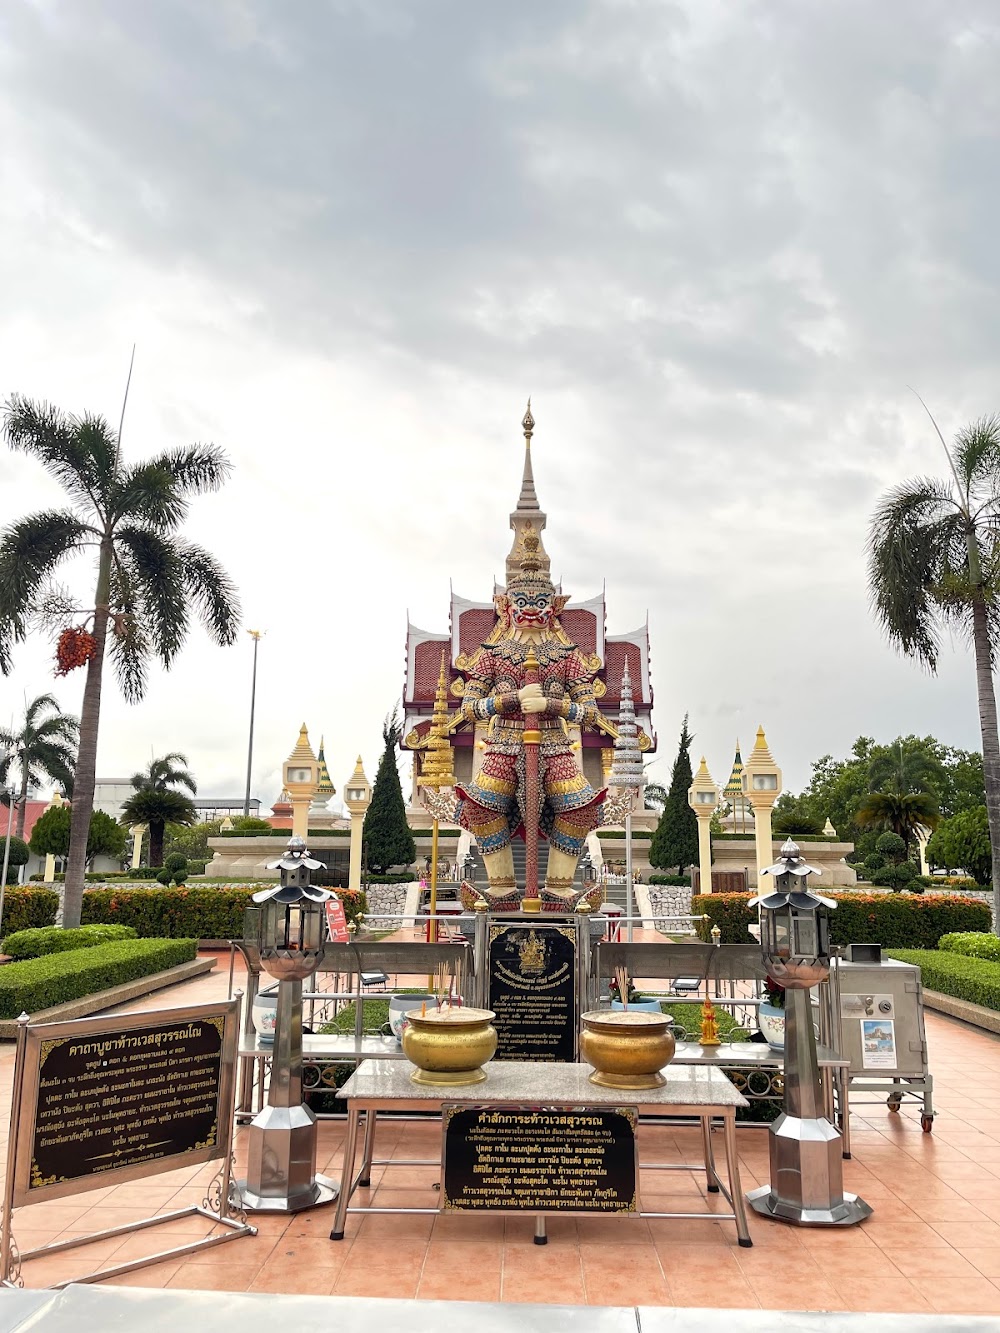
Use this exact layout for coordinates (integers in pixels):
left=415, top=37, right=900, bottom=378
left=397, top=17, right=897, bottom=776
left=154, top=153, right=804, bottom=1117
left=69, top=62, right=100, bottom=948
left=329, top=1060, right=752, bottom=1246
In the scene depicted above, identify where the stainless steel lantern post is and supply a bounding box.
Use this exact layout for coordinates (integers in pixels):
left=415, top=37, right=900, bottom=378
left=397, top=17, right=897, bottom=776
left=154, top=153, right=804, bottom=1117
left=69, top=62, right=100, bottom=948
left=746, top=838, right=871, bottom=1227
left=237, top=836, right=339, bottom=1212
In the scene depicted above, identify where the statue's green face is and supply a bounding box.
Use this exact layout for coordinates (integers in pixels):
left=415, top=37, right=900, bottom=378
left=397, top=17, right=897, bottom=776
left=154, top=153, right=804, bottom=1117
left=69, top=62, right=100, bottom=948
left=510, top=588, right=553, bottom=628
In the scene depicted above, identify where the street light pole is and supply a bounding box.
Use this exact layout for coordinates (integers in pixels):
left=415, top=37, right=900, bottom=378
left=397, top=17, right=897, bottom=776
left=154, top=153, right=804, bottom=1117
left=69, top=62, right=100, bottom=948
left=243, top=630, right=264, bottom=818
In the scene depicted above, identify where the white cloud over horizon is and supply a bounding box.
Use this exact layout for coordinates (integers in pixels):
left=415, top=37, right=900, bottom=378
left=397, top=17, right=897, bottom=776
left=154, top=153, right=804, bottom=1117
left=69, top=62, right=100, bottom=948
left=1, top=0, right=998, bottom=809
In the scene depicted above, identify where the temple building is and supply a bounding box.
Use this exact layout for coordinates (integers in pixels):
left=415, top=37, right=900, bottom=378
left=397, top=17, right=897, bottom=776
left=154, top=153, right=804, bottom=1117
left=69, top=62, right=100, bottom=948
left=402, top=413, right=657, bottom=803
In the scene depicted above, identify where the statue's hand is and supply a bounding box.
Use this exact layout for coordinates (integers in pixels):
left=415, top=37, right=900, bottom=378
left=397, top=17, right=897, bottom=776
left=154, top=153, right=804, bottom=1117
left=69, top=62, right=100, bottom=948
left=518, top=682, right=547, bottom=714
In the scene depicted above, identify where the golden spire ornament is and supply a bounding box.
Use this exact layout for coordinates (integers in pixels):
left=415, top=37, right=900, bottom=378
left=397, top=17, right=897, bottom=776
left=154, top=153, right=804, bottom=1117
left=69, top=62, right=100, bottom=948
left=418, top=652, right=457, bottom=790
left=417, top=651, right=456, bottom=948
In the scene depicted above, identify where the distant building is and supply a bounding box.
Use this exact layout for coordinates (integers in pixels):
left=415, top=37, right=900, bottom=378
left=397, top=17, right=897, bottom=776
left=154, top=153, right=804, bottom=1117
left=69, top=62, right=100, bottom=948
left=92, top=781, right=260, bottom=824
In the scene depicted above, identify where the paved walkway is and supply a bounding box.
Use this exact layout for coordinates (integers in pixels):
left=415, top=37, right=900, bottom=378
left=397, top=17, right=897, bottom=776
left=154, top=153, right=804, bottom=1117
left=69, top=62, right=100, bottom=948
left=2, top=952, right=1000, bottom=1314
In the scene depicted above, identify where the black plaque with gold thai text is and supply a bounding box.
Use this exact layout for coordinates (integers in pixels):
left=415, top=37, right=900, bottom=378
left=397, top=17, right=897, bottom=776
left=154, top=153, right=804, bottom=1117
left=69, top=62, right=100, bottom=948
left=488, top=923, right=577, bottom=1062
left=442, top=1104, right=637, bottom=1212
left=14, top=1005, right=235, bottom=1206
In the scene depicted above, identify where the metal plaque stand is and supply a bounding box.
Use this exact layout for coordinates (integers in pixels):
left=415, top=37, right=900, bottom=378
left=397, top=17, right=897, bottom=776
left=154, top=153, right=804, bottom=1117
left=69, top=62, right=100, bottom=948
left=1, top=1001, right=255, bottom=1289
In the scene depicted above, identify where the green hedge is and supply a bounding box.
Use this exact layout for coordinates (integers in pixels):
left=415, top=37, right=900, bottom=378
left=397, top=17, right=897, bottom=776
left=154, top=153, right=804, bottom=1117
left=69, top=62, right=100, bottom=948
left=2, top=924, right=136, bottom=960
left=649, top=874, right=691, bottom=886
left=599, top=830, right=653, bottom=840
left=81, top=885, right=368, bottom=937
left=938, top=932, right=1000, bottom=962
left=693, top=892, right=992, bottom=947
left=0, top=938, right=198, bottom=1018
left=890, top=949, right=1000, bottom=1012
left=0, top=888, right=59, bottom=934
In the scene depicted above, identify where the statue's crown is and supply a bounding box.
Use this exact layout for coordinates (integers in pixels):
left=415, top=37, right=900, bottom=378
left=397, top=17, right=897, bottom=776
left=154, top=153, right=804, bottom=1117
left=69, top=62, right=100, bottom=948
left=506, top=525, right=554, bottom=597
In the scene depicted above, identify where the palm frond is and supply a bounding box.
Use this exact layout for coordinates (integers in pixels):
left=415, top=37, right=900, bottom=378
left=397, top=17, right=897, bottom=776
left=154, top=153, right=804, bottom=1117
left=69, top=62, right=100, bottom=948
left=955, top=415, right=1000, bottom=500
left=181, top=542, right=240, bottom=646
left=0, top=511, right=91, bottom=672
left=138, top=444, right=232, bottom=496
left=111, top=462, right=187, bottom=531
left=114, top=526, right=189, bottom=667
left=108, top=557, right=148, bottom=703
left=2, top=396, right=115, bottom=517
left=867, top=477, right=961, bottom=671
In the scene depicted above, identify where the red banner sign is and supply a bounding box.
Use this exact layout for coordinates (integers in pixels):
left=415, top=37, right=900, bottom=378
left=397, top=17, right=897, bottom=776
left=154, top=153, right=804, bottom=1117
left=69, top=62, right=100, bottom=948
left=326, top=897, right=349, bottom=943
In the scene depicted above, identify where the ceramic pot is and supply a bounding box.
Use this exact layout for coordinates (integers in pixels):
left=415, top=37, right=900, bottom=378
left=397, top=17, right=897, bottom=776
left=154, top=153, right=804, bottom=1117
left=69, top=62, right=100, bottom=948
left=580, top=1010, right=676, bottom=1089
left=611, top=998, right=663, bottom=1014
left=388, top=994, right=436, bottom=1045
left=402, top=1006, right=497, bottom=1085
left=252, top=985, right=279, bottom=1045
left=758, top=1001, right=785, bottom=1049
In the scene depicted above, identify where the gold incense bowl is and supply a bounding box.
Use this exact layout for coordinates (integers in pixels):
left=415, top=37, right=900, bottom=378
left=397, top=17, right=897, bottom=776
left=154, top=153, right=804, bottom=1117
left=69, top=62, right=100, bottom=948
left=402, top=1007, right=497, bottom=1086
left=580, top=1010, right=675, bottom=1089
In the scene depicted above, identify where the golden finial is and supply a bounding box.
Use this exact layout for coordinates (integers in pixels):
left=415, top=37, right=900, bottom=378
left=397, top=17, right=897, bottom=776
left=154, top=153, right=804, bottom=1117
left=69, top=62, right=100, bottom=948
left=522, top=398, right=534, bottom=445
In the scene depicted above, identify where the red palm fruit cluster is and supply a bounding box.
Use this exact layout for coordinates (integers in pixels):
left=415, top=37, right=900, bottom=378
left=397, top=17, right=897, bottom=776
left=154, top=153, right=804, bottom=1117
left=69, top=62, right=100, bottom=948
left=55, top=627, right=97, bottom=676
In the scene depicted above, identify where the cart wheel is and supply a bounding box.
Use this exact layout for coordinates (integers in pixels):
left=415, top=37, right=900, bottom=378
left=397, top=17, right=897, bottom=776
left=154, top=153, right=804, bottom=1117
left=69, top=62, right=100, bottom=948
left=887, top=1096, right=902, bottom=1112
left=921, top=1115, right=934, bottom=1133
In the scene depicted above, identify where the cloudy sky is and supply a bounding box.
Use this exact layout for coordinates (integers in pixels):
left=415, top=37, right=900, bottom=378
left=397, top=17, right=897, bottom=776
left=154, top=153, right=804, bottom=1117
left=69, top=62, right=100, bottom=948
left=1, top=0, right=998, bottom=809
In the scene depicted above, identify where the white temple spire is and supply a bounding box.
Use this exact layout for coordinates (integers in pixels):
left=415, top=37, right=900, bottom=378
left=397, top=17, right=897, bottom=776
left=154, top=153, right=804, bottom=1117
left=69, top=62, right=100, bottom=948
left=610, top=656, right=644, bottom=791
left=506, top=400, right=551, bottom=583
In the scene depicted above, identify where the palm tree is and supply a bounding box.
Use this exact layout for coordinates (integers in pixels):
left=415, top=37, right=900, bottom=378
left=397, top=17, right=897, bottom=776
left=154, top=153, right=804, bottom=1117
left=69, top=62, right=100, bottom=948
left=0, top=396, right=240, bottom=926
left=854, top=791, right=940, bottom=850
left=866, top=739, right=946, bottom=802
left=868, top=411, right=1000, bottom=926
left=0, top=694, right=78, bottom=836
left=120, top=753, right=197, bottom=867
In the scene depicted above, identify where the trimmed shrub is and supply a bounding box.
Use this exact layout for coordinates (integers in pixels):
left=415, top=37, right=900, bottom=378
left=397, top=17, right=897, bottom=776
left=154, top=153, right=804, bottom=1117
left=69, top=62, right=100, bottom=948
left=0, top=887, right=59, bottom=934
left=3, top=836, right=29, bottom=882
left=938, top=931, right=1000, bottom=962
left=871, top=862, right=919, bottom=891
left=875, top=832, right=907, bottom=861
left=365, top=872, right=417, bottom=884
left=164, top=853, right=188, bottom=873
left=80, top=886, right=368, bottom=938
left=155, top=869, right=172, bottom=885
left=0, top=938, right=198, bottom=1017
left=890, top=948, right=1000, bottom=1012
left=864, top=853, right=886, bottom=873
left=694, top=892, right=991, bottom=947
left=2, top=924, right=136, bottom=960
left=173, top=871, right=189, bottom=886
left=649, top=874, right=691, bottom=886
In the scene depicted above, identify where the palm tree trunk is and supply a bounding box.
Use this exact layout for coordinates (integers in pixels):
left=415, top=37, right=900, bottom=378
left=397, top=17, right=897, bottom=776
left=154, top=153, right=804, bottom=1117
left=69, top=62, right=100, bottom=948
left=15, top=764, right=28, bottom=840
left=62, top=543, right=112, bottom=929
left=149, top=820, right=165, bottom=868
left=971, top=594, right=1000, bottom=932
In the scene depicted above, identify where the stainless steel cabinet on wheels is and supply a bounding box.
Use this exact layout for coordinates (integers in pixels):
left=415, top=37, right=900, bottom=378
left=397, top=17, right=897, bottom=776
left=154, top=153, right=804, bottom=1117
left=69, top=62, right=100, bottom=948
left=831, top=948, right=934, bottom=1132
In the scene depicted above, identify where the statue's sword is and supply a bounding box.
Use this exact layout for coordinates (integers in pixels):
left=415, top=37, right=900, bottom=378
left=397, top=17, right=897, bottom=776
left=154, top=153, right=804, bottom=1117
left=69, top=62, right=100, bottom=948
left=522, top=646, right=542, bottom=904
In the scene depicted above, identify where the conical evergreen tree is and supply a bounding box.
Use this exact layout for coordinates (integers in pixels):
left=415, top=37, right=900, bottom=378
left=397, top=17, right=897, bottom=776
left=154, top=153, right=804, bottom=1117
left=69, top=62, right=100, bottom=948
left=362, top=709, right=416, bottom=873
left=650, top=714, right=699, bottom=874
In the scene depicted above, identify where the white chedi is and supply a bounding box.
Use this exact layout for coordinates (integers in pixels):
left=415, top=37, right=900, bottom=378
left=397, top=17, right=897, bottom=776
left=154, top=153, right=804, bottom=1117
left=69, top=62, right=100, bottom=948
left=609, top=657, right=643, bottom=791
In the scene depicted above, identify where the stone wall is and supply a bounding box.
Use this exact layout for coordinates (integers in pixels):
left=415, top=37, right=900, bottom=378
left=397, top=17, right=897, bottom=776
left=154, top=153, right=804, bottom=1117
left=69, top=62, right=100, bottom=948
left=364, top=882, right=411, bottom=918
left=647, top=883, right=694, bottom=932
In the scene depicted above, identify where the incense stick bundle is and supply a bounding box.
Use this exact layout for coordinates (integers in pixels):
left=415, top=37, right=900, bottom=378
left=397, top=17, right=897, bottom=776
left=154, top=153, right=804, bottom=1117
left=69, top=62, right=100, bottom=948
left=615, top=965, right=631, bottom=1011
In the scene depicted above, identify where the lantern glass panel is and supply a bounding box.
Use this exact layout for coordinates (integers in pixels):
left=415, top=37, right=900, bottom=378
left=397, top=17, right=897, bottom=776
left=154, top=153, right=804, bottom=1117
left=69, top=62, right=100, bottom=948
left=696, top=791, right=715, bottom=805
left=793, top=913, right=818, bottom=958
left=752, top=773, right=778, bottom=791
left=772, top=908, right=792, bottom=960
